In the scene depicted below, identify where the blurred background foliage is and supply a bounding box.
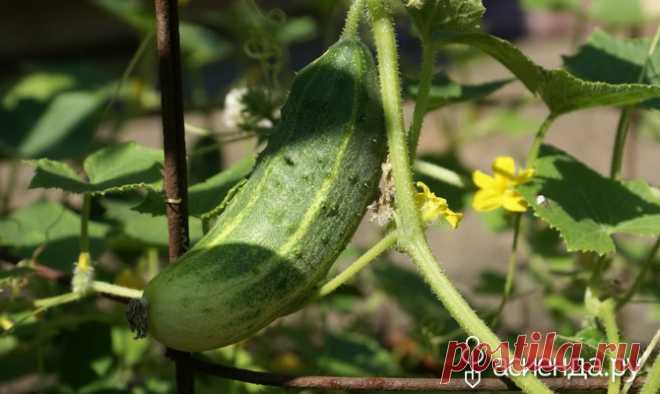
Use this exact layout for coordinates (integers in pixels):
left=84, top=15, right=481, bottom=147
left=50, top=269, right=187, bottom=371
left=1, top=0, right=659, bottom=393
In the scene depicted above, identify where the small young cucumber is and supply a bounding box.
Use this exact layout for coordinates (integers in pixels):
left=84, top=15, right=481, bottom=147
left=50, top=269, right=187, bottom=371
left=141, top=38, right=386, bottom=352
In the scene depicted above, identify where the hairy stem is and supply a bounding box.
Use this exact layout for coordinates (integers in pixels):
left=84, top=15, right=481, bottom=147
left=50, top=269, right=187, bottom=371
left=640, top=353, right=660, bottom=394
left=598, top=298, right=621, bottom=394
left=367, top=2, right=553, bottom=393
left=408, top=41, right=436, bottom=159
left=342, top=0, right=365, bottom=39
left=318, top=231, right=397, bottom=298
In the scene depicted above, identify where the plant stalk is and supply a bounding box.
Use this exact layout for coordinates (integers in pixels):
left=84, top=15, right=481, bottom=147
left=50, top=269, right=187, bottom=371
left=366, top=2, right=553, bottom=393
left=318, top=231, right=397, bottom=298
left=342, top=0, right=365, bottom=39
left=526, top=115, right=556, bottom=167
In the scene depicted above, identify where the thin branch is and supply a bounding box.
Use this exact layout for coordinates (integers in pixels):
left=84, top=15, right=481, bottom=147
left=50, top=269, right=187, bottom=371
left=167, top=352, right=647, bottom=392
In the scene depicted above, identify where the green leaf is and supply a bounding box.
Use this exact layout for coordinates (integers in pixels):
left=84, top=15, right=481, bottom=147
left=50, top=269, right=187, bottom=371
left=563, top=29, right=660, bottom=109
left=406, top=0, right=485, bottom=38
left=135, top=155, right=254, bottom=218
left=102, top=199, right=203, bottom=248
left=589, top=0, right=645, bottom=26
left=434, top=32, right=660, bottom=115
left=517, top=145, right=660, bottom=255
left=28, top=142, right=164, bottom=195
left=0, top=91, right=104, bottom=159
left=0, top=202, right=109, bottom=270
left=434, top=32, right=544, bottom=92
left=538, top=69, right=660, bottom=115
left=1, top=72, right=76, bottom=109
left=404, top=72, right=511, bottom=110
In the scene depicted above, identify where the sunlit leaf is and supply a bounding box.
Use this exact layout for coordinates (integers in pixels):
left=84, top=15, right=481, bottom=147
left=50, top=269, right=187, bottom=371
left=0, top=202, right=109, bottom=269
left=0, top=91, right=104, bottom=159
left=518, top=145, right=660, bottom=255
left=563, top=29, right=660, bottom=109
left=29, top=142, right=164, bottom=195
left=135, top=155, right=254, bottom=218
left=435, top=32, right=660, bottom=115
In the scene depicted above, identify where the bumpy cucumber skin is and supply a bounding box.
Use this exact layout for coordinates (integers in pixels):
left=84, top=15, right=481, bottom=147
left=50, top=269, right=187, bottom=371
left=144, top=39, right=386, bottom=352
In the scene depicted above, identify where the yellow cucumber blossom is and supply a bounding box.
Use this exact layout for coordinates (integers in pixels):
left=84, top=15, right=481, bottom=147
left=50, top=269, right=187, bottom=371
left=472, top=156, right=534, bottom=212
left=415, top=182, right=463, bottom=229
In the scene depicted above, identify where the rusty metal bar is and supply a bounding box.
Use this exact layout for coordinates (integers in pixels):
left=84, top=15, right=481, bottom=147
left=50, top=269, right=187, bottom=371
left=152, top=0, right=194, bottom=392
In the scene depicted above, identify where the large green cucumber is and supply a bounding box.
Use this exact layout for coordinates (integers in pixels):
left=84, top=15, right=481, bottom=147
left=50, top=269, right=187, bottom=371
left=141, top=38, right=386, bottom=352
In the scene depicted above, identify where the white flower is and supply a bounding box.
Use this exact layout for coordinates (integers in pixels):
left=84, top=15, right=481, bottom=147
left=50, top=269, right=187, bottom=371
left=222, top=87, right=248, bottom=129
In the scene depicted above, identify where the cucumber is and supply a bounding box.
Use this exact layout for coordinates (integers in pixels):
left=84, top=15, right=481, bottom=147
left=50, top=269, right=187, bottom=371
left=140, top=38, right=386, bottom=352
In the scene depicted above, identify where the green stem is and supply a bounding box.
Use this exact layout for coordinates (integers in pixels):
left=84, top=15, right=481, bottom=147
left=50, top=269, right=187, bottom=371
left=33, top=281, right=142, bottom=311
left=610, top=108, right=634, bottom=180
left=318, top=231, right=397, bottom=298
left=413, top=160, right=467, bottom=188
left=610, top=26, right=660, bottom=180
left=33, top=292, right=84, bottom=310
left=491, top=213, right=522, bottom=326
left=101, top=29, right=155, bottom=120
left=92, top=281, right=143, bottom=299
left=407, top=241, right=554, bottom=394
left=408, top=41, right=435, bottom=159
left=640, top=353, right=660, bottom=394
left=80, top=193, right=91, bottom=255
left=623, top=329, right=660, bottom=394
left=618, top=237, right=660, bottom=309
left=341, top=0, right=365, bottom=39
left=367, top=0, right=425, bottom=245
left=366, top=3, right=553, bottom=393
left=526, top=114, right=556, bottom=167
left=598, top=298, right=621, bottom=394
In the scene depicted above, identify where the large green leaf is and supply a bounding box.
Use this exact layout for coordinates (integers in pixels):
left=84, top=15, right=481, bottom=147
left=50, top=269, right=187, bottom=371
left=518, top=145, right=660, bottom=255
left=0, top=91, right=104, bottom=159
left=563, top=29, right=660, bottom=109
left=435, top=32, right=544, bottom=92
left=0, top=202, right=109, bottom=269
left=404, top=72, right=511, bottom=110
left=434, top=32, right=660, bottom=115
left=135, top=155, right=254, bottom=219
left=538, top=69, right=660, bottom=115
left=406, top=0, right=485, bottom=38
left=102, top=199, right=203, bottom=248
left=28, top=142, right=164, bottom=195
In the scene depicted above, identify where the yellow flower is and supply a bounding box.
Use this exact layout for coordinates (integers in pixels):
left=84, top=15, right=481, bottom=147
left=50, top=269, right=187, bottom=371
left=472, top=156, right=534, bottom=212
left=415, top=182, right=463, bottom=229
